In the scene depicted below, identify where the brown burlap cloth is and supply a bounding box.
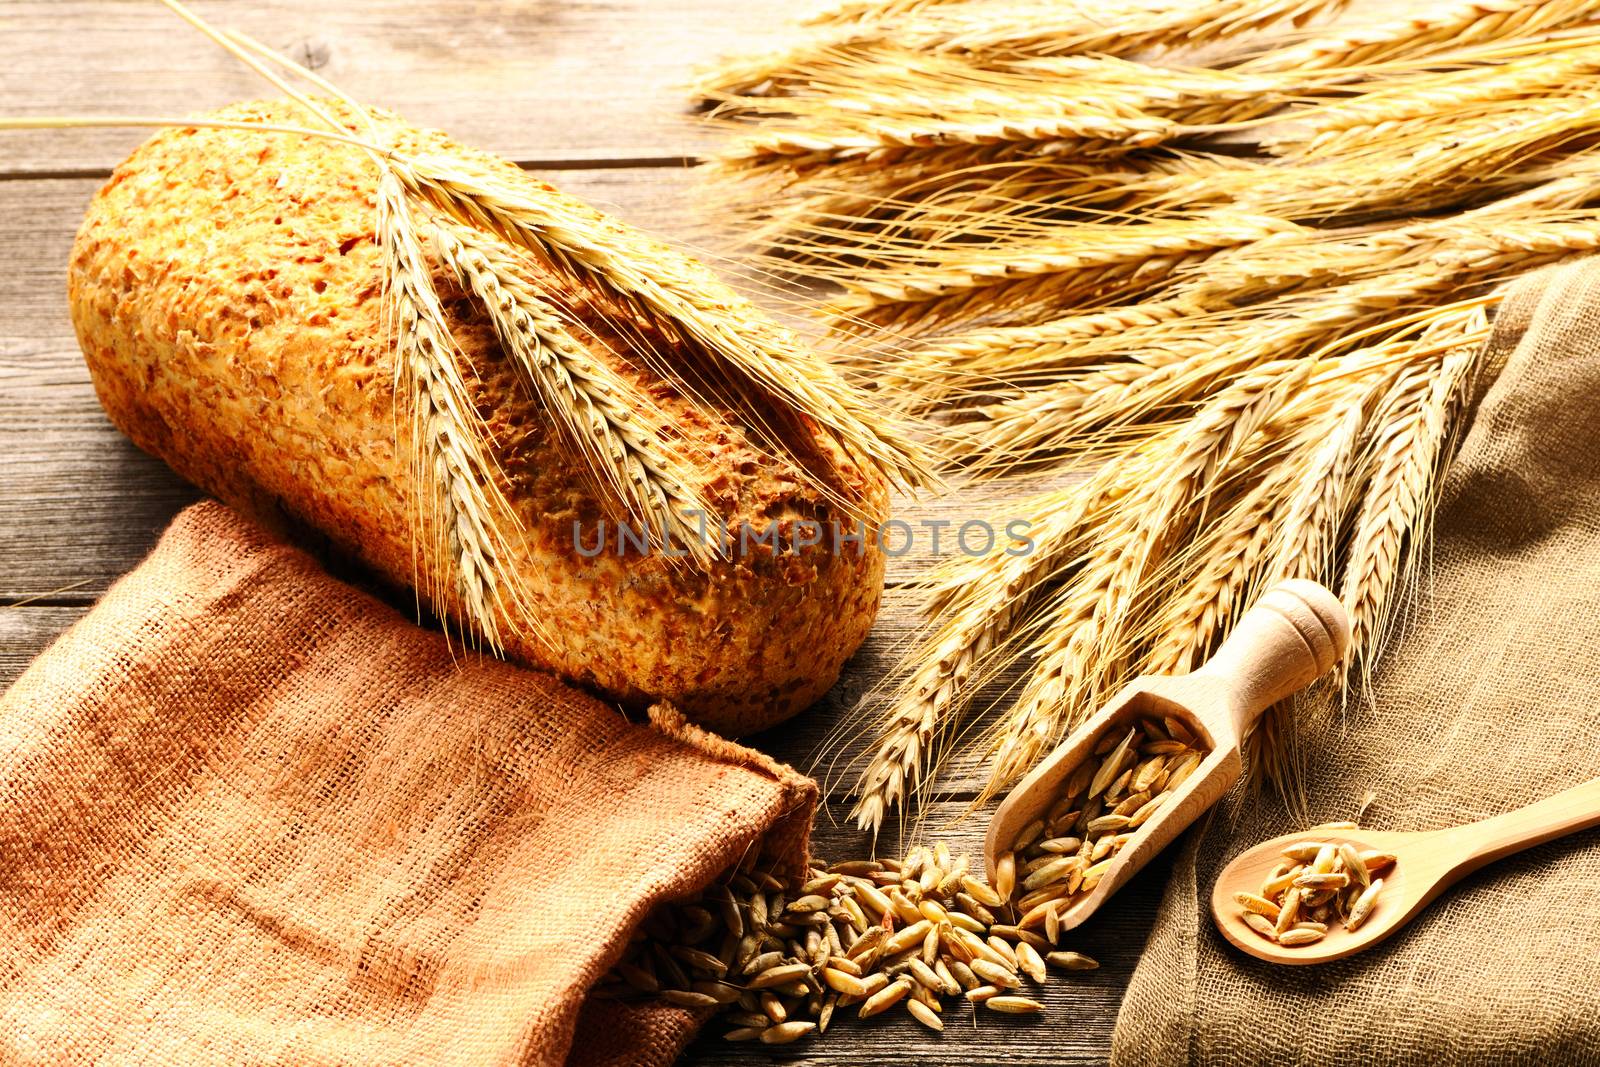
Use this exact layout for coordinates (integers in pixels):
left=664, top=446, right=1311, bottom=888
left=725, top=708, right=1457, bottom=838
left=0, top=501, right=816, bottom=1066
left=1113, top=260, right=1600, bottom=1065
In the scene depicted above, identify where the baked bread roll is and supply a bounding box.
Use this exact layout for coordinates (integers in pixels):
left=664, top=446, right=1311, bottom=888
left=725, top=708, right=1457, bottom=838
left=68, top=99, right=887, bottom=736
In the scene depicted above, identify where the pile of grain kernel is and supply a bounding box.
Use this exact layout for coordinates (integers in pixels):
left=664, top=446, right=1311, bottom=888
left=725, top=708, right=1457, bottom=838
left=1000, top=716, right=1208, bottom=937
left=597, top=843, right=1099, bottom=1044
left=1235, top=835, right=1394, bottom=946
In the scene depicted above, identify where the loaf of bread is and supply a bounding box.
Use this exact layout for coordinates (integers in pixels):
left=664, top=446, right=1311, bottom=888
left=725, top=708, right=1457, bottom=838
left=68, top=99, right=887, bottom=736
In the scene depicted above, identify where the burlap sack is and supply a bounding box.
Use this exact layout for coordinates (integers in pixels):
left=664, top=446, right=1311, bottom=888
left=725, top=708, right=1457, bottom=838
left=1112, top=260, right=1600, bottom=1065
left=0, top=501, right=816, bottom=1066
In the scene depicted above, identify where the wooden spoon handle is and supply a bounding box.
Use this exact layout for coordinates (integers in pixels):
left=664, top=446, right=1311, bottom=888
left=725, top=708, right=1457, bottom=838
left=1192, top=580, right=1350, bottom=736
left=1449, top=774, right=1600, bottom=871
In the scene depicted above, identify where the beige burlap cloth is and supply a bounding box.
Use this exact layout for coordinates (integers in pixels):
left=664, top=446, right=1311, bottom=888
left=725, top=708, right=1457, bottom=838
left=1113, top=261, right=1600, bottom=1064
left=0, top=501, right=816, bottom=1066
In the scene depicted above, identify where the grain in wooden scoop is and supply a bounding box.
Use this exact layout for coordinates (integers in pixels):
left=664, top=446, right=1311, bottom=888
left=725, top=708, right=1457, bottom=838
left=995, top=716, right=1209, bottom=928
left=1235, top=831, right=1395, bottom=946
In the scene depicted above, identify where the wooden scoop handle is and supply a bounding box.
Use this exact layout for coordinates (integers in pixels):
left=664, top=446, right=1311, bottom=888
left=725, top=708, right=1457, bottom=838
left=1193, top=580, right=1350, bottom=737
left=1447, top=773, right=1600, bottom=871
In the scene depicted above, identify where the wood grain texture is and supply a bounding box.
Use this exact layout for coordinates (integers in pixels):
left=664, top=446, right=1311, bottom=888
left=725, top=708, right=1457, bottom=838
left=0, top=0, right=801, bottom=175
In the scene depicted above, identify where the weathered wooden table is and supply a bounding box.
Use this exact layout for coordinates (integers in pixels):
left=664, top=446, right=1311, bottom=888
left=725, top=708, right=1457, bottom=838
left=0, top=2, right=1175, bottom=1062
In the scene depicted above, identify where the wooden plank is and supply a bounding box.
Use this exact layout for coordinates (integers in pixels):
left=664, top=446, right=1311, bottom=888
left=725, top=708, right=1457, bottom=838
left=0, top=0, right=798, bottom=175
left=0, top=607, right=83, bottom=678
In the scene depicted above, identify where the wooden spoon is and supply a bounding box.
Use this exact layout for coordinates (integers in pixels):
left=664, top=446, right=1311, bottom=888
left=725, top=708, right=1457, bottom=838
left=1214, top=777, right=1600, bottom=964
left=984, top=579, right=1350, bottom=933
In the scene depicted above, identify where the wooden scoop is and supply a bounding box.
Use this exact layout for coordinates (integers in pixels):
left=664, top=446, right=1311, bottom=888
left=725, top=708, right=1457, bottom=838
left=1214, top=776, right=1600, bottom=964
left=984, top=579, right=1350, bottom=932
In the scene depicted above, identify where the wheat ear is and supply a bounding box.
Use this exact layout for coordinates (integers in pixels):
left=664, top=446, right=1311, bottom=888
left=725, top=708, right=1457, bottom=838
left=1139, top=469, right=1288, bottom=677
left=886, top=300, right=1202, bottom=407
left=430, top=221, right=720, bottom=558
left=825, top=215, right=1291, bottom=325
left=377, top=174, right=529, bottom=651
left=390, top=158, right=934, bottom=498
left=1268, top=399, right=1368, bottom=587
left=1340, top=309, right=1489, bottom=682
left=1243, top=0, right=1600, bottom=72
left=849, top=482, right=1097, bottom=834
left=699, top=0, right=1351, bottom=100
left=983, top=573, right=1111, bottom=796
left=1268, top=45, right=1600, bottom=158
left=718, top=112, right=1177, bottom=175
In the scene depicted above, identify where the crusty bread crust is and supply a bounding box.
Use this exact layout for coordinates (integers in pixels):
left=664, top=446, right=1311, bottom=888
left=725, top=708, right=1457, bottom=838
left=68, top=100, right=886, bottom=735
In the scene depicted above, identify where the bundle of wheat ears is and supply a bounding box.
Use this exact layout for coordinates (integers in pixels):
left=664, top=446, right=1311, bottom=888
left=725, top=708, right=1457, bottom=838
left=697, top=0, right=1600, bottom=834
left=15, top=0, right=933, bottom=656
